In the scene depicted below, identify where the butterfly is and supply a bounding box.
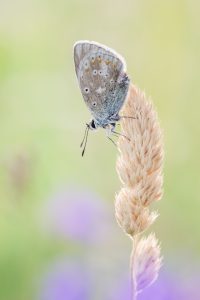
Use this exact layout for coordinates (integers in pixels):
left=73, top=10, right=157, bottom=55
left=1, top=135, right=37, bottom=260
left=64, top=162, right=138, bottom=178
left=73, top=40, right=130, bottom=155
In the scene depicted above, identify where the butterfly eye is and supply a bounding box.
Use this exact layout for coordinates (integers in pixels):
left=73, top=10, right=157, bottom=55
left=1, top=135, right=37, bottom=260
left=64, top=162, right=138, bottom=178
left=92, top=101, right=97, bottom=106
left=91, top=120, right=96, bottom=129
left=110, top=79, right=114, bottom=84
left=98, top=70, right=102, bottom=75
left=93, top=70, right=97, bottom=75
left=84, top=87, right=90, bottom=93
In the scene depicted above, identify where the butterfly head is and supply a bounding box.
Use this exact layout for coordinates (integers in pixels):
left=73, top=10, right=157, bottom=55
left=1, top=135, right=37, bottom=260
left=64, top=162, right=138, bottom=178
left=80, top=120, right=98, bottom=157
left=88, top=119, right=98, bottom=130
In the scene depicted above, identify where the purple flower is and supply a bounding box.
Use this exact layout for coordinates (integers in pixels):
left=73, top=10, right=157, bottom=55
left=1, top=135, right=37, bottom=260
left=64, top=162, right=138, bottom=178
left=40, top=186, right=109, bottom=243
left=37, top=259, right=91, bottom=300
left=138, top=272, right=186, bottom=300
left=110, top=270, right=200, bottom=300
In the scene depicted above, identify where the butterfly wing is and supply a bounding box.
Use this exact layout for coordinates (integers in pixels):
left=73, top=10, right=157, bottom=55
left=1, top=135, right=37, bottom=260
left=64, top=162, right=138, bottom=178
left=74, top=41, right=129, bottom=125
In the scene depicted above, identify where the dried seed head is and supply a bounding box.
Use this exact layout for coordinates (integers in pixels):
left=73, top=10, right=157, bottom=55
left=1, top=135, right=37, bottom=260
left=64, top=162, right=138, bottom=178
left=115, top=83, right=164, bottom=298
left=132, top=234, right=162, bottom=293
left=115, top=188, right=158, bottom=236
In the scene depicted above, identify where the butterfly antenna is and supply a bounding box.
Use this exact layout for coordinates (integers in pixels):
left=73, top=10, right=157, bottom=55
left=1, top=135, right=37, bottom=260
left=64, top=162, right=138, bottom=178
left=80, top=124, right=89, bottom=148
left=81, top=125, right=90, bottom=156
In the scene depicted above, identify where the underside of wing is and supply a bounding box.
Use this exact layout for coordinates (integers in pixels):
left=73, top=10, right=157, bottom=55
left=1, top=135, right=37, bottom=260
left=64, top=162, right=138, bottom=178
left=73, top=41, right=129, bottom=123
left=74, top=40, right=127, bottom=76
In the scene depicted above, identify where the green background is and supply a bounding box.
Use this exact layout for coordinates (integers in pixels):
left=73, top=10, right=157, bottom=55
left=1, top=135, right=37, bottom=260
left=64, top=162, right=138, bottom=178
left=0, top=0, right=200, bottom=299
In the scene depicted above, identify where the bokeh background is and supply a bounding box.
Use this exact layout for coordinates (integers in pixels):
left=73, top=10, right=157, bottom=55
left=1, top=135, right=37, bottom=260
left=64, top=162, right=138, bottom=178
left=0, top=0, right=200, bottom=299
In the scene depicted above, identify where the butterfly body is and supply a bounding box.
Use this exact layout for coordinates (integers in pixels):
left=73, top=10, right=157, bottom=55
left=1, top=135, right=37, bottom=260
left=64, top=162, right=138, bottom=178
left=74, top=41, right=130, bottom=129
left=73, top=40, right=130, bottom=154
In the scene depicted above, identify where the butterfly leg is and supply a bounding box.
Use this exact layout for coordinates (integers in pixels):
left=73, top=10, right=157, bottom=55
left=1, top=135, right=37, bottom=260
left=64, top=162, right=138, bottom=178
left=106, top=123, right=130, bottom=142
left=109, top=123, right=130, bottom=141
left=112, top=130, right=130, bottom=141
left=105, top=124, right=117, bottom=146
left=107, top=136, right=117, bottom=147
left=120, top=115, right=137, bottom=120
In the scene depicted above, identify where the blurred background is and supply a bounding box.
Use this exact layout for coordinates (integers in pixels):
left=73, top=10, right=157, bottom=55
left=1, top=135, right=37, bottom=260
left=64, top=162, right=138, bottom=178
left=0, top=0, right=200, bottom=299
